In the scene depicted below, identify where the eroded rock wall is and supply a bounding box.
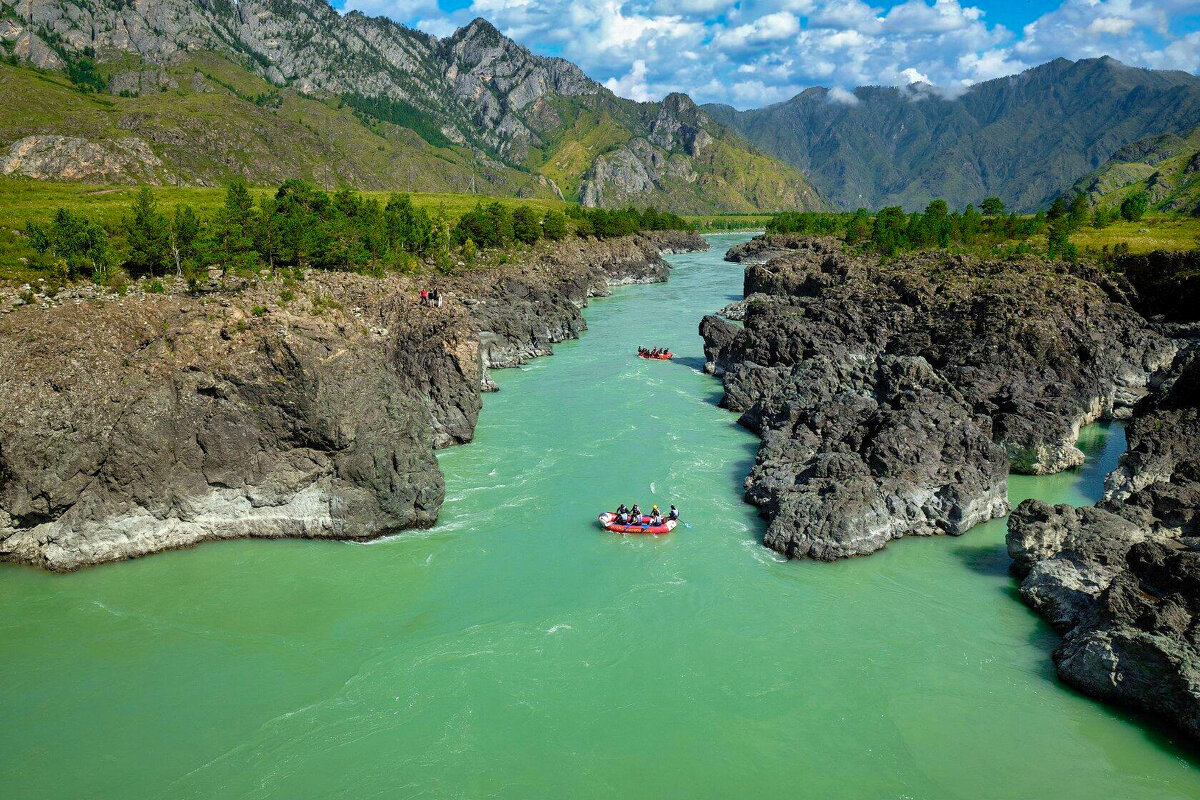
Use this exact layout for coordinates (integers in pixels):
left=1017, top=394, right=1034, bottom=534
left=0, top=231, right=704, bottom=570
left=701, top=236, right=1173, bottom=560
left=1008, top=351, right=1200, bottom=744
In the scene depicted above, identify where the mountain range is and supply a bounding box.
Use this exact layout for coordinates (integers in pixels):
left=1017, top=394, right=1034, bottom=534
left=3, top=0, right=1200, bottom=215
left=0, top=0, right=822, bottom=213
left=706, top=57, right=1200, bottom=212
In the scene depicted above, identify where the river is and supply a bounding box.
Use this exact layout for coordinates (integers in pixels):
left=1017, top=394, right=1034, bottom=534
left=2, top=233, right=1197, bottom=798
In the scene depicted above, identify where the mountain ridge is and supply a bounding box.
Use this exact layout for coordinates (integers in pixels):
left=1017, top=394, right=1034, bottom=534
left=705, top=56, right=1200, bottom=212
left=0, top=1, right=823, bottom=213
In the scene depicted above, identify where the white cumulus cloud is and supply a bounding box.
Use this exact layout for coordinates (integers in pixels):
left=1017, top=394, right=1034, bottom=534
left=341, top=0, right=1200, bottom=108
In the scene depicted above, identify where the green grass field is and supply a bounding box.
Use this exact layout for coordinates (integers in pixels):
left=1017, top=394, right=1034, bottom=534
left=0, top=177, right=570, bottom=286
left=685, top=213, right=773, bottom=232
left=1070, top=216, right=1200, bottom=255
left=0, top=177, right=567, bottom=227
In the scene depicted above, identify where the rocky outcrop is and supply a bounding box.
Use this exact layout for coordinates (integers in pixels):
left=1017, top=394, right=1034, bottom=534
left=723, top=233, right=822, bottom=264
left=1007, top=351, right=1200, bottom=744
left=107, top=68, right=178, bottom=97
left=1115, top=250, right=1200, bottom=324
left=0, top=17, right=63, bottom=69
left=0, top=231, right=704, bottom=571
left=701, top=237, right=1174, bottom=560
left=1, top=135, right=164, bottom=184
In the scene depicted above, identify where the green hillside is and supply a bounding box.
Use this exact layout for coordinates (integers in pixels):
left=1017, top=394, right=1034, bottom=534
left=0, top=54, right=553, bottom=198
left=1071, top=127, right=1200, bottom=216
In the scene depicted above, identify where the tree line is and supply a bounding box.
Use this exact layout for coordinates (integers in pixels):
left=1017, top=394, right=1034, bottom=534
left=766, top=199, right=1043, bottom=257
left=24, top=179, right=692, bottom=285
left=766, top=190, right=1155, bottom=260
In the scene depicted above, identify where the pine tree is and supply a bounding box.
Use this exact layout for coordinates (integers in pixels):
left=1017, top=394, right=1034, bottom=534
left=206, top=180, right=259, bottom=275
left=542, top=209, right=568, bottom=241
left=124, top=188, right=170, bottom=278
left=512, top=205, right=541, bottom=245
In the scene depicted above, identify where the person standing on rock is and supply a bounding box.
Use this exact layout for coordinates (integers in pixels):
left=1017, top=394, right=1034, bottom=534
left=420, top=289, right=428, bottom=306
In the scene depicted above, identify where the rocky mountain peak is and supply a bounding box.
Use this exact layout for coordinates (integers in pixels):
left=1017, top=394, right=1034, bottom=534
left=0, top=0, right=824, bottom=212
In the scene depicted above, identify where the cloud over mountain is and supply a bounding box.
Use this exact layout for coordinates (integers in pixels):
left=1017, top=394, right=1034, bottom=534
left=343, top=0, right=1200, bottom=108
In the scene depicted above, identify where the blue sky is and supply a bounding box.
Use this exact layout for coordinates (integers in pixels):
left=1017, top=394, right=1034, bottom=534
left=336, top=1, right=1200, bottom=108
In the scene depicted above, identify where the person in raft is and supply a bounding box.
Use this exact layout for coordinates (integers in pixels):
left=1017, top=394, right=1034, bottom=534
left=668, top=505, right=679, bottom=521
left=650, top=505, right=663, bottom=526
left=630, top=503, right=642, bottom=521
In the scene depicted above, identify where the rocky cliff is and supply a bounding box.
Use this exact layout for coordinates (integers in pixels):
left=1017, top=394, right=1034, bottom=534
left=0, top=231, right=705, bottom=571
left=700, top=236, right=1174, bottom=560
left=1007, top=249, right=1200, bottom=745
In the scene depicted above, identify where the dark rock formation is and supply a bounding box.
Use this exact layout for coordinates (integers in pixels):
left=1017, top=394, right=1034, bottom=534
left=723, top=234, right=834, bottom=264
left=1114, top=250, right=1200, bottom=324
left=701, top=237, right=1174, bottom=560
left=1008, top=351, right=1200, bottom=744
left=0, top=231, right=704, bottom=570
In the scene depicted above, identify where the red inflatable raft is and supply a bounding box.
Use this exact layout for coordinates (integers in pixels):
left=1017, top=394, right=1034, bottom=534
left=638, top=351, right=673, bottom=360
left=598, top=512, right=678, bottom=535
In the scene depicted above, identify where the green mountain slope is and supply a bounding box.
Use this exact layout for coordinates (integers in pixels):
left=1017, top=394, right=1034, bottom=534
left=0, top=1, right=823, bottom=212
left=0, top=54, right=554, bottom=197
left=1070, top=127, right=1200, bottom=216
left=705, top=57, right=1200, bottom=212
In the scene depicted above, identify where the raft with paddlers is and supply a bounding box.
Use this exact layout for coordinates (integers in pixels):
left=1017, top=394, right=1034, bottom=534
left=598, top=512, right=677, bottom=535
left=637, top=347, right=673, bottom=360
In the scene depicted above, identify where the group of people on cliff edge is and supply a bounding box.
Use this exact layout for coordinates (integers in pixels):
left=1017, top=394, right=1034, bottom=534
left=419, top=288, right=443, bottom=308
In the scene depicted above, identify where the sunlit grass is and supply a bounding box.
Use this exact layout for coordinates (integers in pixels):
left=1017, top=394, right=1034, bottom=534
left=1070, top=216, right=1200, bottom=255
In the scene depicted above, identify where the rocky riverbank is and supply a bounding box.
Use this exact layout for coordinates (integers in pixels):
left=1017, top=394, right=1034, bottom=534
left=1007, top=250, right=1200, bottom=746
left=0, top=230, right=705, bottom=571
left=700, top=235, right=1175, bottom=560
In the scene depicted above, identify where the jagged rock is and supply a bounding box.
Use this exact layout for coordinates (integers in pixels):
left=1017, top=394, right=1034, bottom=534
left=724, top=234, right=839, bottom=264
left=1008, top=351, right=1200, bottom=745
left=107, top=67, right=177, bottom=96
left=702, top=237, right=1173, bottom=560
left=1, top=135, right=163, bottom=184
left=5, top=25, right=63, bottom=69
left=0, top=231, right=705, bottom=571
left=1115, top=250, right=1200, bottom=323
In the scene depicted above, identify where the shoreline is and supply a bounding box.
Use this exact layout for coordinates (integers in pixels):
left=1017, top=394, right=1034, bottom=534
left=0, top=230, right=708, bottom=572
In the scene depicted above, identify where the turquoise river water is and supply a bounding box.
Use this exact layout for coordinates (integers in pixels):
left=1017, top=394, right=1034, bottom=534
left=2, top=234, right=1199, bottom=798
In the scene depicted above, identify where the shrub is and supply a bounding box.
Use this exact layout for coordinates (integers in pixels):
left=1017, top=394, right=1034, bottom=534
left=512, top=205, right=541, bottom=245
left=542, top=209, right=568, bottom=240
left=1120, top=191, right=1149, bottom=223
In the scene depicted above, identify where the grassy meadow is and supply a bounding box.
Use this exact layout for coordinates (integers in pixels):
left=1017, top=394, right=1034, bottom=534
left=2, top=173, right=1197, bottom=288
